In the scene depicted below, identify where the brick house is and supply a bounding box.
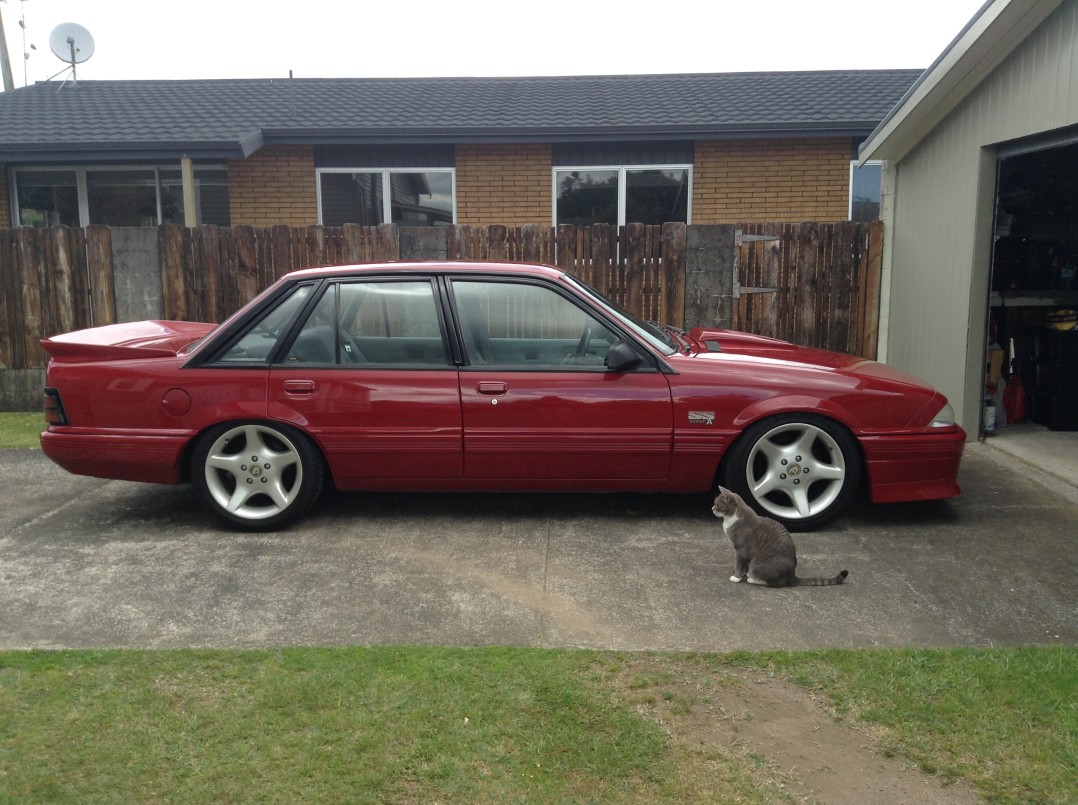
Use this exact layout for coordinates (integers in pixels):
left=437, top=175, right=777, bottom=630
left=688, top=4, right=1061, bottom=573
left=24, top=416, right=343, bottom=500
left=0, top=70, right=919, bottom=230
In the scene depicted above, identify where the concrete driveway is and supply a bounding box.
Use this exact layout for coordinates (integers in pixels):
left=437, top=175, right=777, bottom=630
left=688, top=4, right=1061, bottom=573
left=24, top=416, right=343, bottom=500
left=1, top=444, right=1075, bottom=651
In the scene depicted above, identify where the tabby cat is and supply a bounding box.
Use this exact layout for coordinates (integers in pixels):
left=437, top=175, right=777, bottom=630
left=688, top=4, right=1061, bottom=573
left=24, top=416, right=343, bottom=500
left=711, top=486, right=848, bottom=588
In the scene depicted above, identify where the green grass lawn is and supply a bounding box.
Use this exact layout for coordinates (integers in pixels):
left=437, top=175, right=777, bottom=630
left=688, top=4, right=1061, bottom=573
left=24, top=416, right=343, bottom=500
left=0, top=412, right=42, bottom=449
left=1, top=646, right=1073, bottom=803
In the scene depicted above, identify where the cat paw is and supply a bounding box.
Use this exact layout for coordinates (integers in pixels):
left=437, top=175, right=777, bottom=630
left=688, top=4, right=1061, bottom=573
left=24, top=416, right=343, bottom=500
left=729, top=575, right=744, bottom=583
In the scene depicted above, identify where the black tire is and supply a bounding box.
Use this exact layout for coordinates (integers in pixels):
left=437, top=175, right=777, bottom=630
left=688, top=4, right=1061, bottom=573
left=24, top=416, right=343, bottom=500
left=722, top=413, right=862, bottom=531
left=191, top=420, right=324, bottom=531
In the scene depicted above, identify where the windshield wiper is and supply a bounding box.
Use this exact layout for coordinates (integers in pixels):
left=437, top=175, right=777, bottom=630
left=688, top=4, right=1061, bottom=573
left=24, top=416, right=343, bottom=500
left=648, top=321, right=691, bottom=352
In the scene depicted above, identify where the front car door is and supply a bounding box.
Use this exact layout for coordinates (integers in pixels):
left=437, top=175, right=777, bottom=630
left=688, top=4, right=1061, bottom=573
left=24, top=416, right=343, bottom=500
left=449, top=277, right=673, bottom=486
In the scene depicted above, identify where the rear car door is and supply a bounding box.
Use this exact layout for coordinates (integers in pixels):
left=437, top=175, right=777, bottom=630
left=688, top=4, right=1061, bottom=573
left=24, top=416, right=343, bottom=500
left=449, top=277, right=674, bottom=483
left=267, top=278, right=463, bottom=487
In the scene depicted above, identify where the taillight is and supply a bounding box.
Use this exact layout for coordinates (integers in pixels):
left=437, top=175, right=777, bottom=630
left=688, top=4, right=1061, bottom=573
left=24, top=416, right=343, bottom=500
left=43, top=388, right=68, bottom=426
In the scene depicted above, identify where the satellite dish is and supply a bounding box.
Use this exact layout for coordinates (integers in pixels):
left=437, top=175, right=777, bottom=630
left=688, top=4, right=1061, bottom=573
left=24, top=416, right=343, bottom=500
left=48, top=22, right=95, bottom=85
left=49, top=22, right=95, bottom=64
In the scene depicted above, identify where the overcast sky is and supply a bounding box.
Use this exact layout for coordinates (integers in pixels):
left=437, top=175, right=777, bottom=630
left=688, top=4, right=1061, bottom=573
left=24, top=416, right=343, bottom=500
left=2, top=0, right=988, bottom=85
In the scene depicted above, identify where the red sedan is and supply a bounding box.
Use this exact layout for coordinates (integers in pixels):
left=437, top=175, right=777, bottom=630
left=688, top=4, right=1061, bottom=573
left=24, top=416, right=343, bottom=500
left=40, top=261, right=965, bottom=531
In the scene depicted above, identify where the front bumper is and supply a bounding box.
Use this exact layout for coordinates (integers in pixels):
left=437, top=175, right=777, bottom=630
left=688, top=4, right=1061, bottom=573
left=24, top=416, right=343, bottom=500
left=860, top=426, right=967, bottom=504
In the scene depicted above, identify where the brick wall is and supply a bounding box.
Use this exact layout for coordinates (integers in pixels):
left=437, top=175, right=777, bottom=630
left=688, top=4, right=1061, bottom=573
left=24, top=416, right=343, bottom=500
left=455, top=144, right=552, bottom=225
left=227, top=145, right=317, bottom=226
left=0, top=164, right=10, bottom=226
left=2, top=140, right=854, bottom=230
left=693, top=137, right=851, bottom=223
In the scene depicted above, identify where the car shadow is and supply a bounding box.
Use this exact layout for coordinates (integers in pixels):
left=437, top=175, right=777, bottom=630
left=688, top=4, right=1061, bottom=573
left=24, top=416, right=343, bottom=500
left=315, top=488, right=964, bottom=531
left=315, top=488, right=717, bottom=523
left=77, top=482, right=963, bottom=536
left=839, top=496, right=963, bottom=530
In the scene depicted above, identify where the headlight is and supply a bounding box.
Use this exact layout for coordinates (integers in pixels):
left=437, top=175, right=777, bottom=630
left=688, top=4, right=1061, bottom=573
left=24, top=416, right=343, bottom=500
left=930, top=402, right=956, bottom=427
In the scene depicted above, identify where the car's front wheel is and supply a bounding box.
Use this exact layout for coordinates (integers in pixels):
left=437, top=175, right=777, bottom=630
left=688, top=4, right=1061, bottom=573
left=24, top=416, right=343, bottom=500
left=191, top=421, right=324, bottom=530
left=723, top=413, right=862, bottom=531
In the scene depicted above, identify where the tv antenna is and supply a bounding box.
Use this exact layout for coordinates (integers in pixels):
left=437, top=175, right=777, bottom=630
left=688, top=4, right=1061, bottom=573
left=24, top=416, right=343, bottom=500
left=47, top=22, right=94, bottom=86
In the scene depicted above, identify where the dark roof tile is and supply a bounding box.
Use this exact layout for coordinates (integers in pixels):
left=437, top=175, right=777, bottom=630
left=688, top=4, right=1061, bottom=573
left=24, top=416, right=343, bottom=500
left=0, top=70, right=922, bottom=161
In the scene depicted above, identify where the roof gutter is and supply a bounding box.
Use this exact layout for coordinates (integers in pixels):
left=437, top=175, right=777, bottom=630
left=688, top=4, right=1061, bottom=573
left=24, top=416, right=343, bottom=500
left=0, top=119, right=886, bottom=163
left=0, top=130, right=267, bottom=163
left=262, top=120, right=885, bottom=146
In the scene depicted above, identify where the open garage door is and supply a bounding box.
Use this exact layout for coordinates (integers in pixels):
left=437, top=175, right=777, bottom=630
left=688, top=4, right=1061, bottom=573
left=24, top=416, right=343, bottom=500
left=989, top=133, right=1078, bottom=432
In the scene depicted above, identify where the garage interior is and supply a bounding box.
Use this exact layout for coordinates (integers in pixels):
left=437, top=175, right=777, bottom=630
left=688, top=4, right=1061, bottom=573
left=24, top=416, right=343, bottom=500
left=989, top=138, right=1078, bottom=428
left=985, top=137, right=1078, bottom=488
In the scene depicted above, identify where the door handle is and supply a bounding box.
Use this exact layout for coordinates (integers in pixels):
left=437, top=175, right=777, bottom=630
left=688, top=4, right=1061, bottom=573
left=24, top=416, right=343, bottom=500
left=283, top=379, right=315, bottom=396
left=476, top=381, right=507, bottom=396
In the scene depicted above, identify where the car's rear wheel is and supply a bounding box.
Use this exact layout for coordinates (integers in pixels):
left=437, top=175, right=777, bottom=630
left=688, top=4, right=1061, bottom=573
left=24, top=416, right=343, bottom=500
left=192, top=421, right=323, bottom=530
left=723, top=413, right=861, bottom=531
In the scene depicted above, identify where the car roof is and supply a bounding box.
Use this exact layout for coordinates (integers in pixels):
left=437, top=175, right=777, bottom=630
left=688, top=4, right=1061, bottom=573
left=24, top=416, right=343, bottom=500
left=284, top=261, right=567, bottom=282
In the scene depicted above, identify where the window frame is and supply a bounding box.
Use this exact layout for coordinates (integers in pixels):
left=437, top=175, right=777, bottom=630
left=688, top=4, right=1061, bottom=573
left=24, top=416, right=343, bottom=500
left=448, top=276, right=640, bottom=372
left=316, top=167, right=456, bottom=227
left=208, top=282, right=318, bottom=366
left=10, top=164, right=229, bottom=228
left=552, top=163, right=693, bottom=227
left=279, top=278, right=452, bottom=369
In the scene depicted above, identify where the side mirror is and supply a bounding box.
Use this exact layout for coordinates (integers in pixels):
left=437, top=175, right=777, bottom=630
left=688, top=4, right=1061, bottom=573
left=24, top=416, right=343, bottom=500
left=605, top=340, right=643, bottom=372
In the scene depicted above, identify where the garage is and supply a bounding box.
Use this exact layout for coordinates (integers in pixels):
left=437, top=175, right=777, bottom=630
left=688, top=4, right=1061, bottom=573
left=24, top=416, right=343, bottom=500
left=989, top=137, right=1078, bottom=432
left=857, top=0, right=1077, bottom=429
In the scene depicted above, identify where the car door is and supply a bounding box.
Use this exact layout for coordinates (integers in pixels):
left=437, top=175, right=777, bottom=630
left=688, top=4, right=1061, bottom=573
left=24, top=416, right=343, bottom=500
left=267, top=278, right=463, bottom=487
left=449, top=277, right=673, bottom=484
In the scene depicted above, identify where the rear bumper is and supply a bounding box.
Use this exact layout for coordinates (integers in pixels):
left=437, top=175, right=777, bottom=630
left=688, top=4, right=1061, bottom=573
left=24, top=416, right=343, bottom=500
left=860, top=427, right=967, bottom=504
left=40, top=428, right=190, bottom=485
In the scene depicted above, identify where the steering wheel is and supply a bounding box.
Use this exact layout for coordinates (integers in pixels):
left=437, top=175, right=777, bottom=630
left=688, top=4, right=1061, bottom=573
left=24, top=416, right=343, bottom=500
left=577, top=325, right=595, bottom=357
left=573, top=325, right=593, bottom=359
left=558, top=324, right=594, bottom=365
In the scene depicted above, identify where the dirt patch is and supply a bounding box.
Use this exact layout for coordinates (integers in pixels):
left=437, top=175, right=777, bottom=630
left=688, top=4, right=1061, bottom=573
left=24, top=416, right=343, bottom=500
left=612, top=657, right=984, bottom=804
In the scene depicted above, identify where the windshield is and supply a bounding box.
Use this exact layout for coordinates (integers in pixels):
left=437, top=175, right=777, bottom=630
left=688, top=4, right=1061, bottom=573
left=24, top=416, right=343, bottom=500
left=563, top=275, right=679, bottom=356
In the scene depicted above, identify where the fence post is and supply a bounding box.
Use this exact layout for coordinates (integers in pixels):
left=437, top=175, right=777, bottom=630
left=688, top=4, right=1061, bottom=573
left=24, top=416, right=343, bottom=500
left=160, top=225, right=186, bottom=321
left=661, top=223, right=687, bottom=327
left=85, top=225, right=115, bottom=326
left=684, top=224, right=735, bottom=329
left=399, top=226, right=449, bottom=260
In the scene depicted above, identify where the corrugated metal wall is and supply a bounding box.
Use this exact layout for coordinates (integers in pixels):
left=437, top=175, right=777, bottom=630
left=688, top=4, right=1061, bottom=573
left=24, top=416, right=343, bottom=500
left=886, top=0, right=1078, bottom=432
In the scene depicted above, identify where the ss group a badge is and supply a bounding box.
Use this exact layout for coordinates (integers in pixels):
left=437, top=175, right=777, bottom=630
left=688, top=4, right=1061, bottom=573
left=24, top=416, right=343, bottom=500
left=688, top=411, right=716, bottom=426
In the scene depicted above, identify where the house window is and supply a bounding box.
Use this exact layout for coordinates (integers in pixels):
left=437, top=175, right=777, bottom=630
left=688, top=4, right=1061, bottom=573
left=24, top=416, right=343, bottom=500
left=850, top=161, right=883, bottom=222
left=86, top=169, right=159, bottom=226
left=318, top=169, right=455, bottom=226
left=11, top=166, right=230, bottom=227
left=159, top=169, right=231, bottom=226
left=554, top=166, right=691, bottom=226
left=14, top=169, right=80, bottom=227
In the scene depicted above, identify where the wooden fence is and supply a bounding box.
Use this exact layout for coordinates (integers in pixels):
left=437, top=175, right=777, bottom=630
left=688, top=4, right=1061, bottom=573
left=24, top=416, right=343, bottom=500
left=1, top=226, right=112, bottom=373
left=735, top=220, right=883, bottom=360
left=1, top=221, right=880, bottom=375
left=157, top=221, right=684, bottom=327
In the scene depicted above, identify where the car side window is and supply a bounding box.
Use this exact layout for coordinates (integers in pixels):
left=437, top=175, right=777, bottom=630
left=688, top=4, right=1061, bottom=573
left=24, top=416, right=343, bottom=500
left=451, top=279, right=617, bottom=368
left=217, top=285, right=313, bottom=363
left=282, top=280, right=448, bottom=367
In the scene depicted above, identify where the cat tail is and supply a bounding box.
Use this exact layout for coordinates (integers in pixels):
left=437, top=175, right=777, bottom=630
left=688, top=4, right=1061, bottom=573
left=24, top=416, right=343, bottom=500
left=793, top=570, right=849, bottom=587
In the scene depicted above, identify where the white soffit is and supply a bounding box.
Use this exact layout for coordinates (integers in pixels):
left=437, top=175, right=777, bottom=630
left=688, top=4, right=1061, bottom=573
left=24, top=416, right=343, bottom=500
left=858, top=0, right=1064, bottom=164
